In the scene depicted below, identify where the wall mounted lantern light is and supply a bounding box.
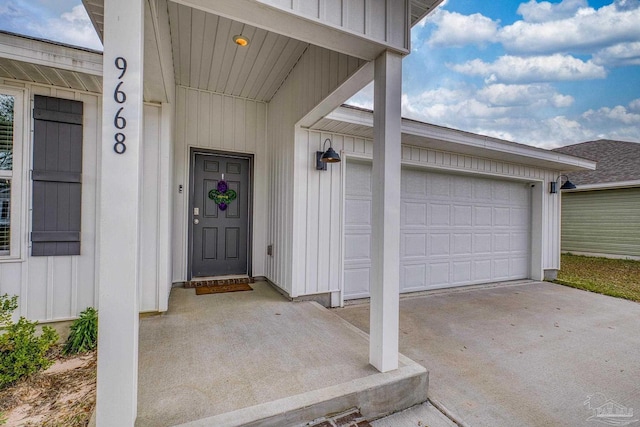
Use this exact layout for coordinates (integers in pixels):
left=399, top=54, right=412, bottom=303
left=316, top=138, right=341, bottom=171
left=550, top=174, right=576, bottom=194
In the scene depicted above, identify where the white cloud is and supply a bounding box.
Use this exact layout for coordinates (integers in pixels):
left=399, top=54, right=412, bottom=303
left=517, top=0, right=588, bottom=23
left=427, top=10, right=498, bottom=47
left=593, top=42, right=640, bottom=66
left=27, top=5, right=102, bottom=50
left=451, top=54, right=606, bottom=83
left=582, top=104, right=640, bottom=125
left=347, top=84, right=639, bottom=148
left=476, top=83, right=574, bottom=107
left=499, top=2, right=640, bottom=54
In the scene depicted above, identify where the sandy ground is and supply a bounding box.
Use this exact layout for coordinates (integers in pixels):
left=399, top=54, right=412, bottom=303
left=0, top=349, right=96, bottom=426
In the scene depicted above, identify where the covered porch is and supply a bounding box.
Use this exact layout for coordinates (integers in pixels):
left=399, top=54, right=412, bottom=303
left=81, top=0, right=445, bottom=425
left=136, top=281, right=427, bottom=426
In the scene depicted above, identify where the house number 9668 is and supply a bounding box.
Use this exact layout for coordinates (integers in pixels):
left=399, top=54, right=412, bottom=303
left=113, top=57, right=127, bottom=154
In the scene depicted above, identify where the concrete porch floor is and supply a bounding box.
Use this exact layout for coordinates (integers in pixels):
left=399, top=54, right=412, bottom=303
left=136, top=281, right=428, bottom=427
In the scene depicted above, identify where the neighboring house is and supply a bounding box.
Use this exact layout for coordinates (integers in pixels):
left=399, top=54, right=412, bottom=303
left=554, top=140, right=640, bottom=259
left=0, top=0, right=595, bottom=425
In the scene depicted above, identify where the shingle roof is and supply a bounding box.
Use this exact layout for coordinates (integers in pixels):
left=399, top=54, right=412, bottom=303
left=552, top=139, right=640, bottom=185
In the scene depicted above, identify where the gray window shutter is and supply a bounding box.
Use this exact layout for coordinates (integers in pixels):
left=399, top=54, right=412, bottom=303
left=31, top=95, right=83, bottom=256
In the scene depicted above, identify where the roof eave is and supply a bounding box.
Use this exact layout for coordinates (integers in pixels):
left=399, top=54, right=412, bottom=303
left=322, top=106, right=597, bottom=172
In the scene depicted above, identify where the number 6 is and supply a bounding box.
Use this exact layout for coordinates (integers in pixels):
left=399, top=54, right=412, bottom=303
left=114, top=107, right=126, bottom=129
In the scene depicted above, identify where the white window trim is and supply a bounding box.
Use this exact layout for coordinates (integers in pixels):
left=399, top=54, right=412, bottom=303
left=0, top=86, right=27, bottom=261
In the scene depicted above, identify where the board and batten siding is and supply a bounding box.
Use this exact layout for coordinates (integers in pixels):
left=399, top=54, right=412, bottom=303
left=267, top=45, right=365, bottom=295
left=290, top=129, right=563, bottom=298
left=258, top=0, right=409, bottom=51
left=561, top=188, right=640, bottom=258
left=172, top=86, right=268, bottom=282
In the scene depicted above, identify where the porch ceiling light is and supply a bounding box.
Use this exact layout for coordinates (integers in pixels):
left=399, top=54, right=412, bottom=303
left=550, top=174, right=576, bottom=193
left=233, top=35, right=250, bottom=47
left=316, top=138, right=341, bottom=171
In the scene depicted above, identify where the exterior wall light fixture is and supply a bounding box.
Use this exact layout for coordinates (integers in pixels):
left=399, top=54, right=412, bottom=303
left=233, top=35, right=250, bottom=47
left=550, top=174, right=576, bottom=194
left=316, top=138, right=341, bottom=171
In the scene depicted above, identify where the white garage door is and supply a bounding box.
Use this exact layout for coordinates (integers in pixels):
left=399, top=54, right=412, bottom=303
left=344, top=161, right=531, bottom=299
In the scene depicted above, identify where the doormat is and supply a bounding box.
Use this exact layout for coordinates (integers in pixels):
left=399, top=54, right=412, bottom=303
left=195, top=283, right=253, bottom=295
left=183, top=277, right=255, bottom=289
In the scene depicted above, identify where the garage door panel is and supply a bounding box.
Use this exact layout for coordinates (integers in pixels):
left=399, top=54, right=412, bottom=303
left=473, top=233, right=492, bottom=253
left=511, top=232, right=529, bottom=252
left=452, top=233, right=473, bottom=255
left=401, top=263, right=427, bottom=292
left=453, top=205, right=473, bottom=226
left=403, top=169, right=427, bottom=197
left=403, top=202, right=427, bottom=226
left=494, top=207, right=511, bottom=226
left=430, top=204, right=451, bottom=225
left=452, top=261, right=472, bottom=283
left=344, top=268, right=371, bottom=299
left=344, top=164, right=530, bottom=299
left=429, top=262, right=450, bottom=286
left=493, top=233, right=511, bottom=252
left=430, top=233, right=450, bottom=256
left=345, top=199, right=371, bottom=226
left=511, top=257, right=529, bottom=277
left=403, top=233, right=427, bottom=258
left=345, top=233, right=371, bottom=261
left=474, top=260, right=492, bottom=281
left=474, top=206, right=493, bottom=226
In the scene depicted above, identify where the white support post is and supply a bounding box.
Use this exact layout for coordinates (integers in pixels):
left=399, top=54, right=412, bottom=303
left=96, top=0, right=144, bottom=425
left=370, top=50, right=402, bottom=372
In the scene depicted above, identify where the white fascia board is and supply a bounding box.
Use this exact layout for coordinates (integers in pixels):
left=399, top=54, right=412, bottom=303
left=325, top=106, right=597, bottom=172
left=563, top=180, right=640, bottom=192
left=0, top=32, right=103, bottom=77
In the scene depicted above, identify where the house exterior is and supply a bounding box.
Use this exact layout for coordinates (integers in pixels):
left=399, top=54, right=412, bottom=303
left=0, top=0, right=596, bottom=425
left=553, top=140, right=640, bottom=259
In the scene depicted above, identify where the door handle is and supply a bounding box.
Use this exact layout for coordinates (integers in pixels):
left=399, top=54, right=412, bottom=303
left=194, top=218, right=199, bottom=224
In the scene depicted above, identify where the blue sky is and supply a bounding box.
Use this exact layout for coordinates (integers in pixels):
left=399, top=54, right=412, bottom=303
left=0, top=0, right=638, bottom=148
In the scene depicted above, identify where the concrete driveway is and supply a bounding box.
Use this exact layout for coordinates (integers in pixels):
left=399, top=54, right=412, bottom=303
left=335, top=281, right=640, bottom=427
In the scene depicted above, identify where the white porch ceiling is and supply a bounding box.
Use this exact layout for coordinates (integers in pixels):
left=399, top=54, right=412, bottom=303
left=168, top=3, right=308, bottom=101
left=81, top=0, right=445, bottom=102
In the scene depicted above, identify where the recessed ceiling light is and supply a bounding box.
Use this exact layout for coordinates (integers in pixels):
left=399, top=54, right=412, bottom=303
left=233, top=35, right=250, bottom=47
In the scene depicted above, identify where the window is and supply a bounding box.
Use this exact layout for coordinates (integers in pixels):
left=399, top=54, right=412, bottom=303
left=0, top=88, right=24, bottom=258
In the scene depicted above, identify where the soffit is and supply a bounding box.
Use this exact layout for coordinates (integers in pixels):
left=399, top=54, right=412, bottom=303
left=0, top=31, right=102, bottom=93
left=411, top=0, right=446, bottom=26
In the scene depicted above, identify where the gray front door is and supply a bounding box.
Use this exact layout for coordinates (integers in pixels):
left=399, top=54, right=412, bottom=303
left=190, top=153, right=250, bottom=277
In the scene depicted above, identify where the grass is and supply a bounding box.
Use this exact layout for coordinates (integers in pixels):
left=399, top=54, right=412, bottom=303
left=555, top=253, right=640, bottom=302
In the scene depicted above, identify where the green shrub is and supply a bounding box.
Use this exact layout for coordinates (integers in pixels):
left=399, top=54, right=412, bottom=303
left=63, top=307, right=98, bottom=355
left=0, top=411, right=6, bottom=425
left=0, top=294, right=59, bottom=389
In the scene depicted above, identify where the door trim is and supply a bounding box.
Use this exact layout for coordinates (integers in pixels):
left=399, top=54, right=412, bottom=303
left=187, top=148, right=254, bottom=280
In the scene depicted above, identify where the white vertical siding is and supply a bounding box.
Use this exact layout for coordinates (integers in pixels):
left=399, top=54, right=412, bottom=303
left=172, top=86, right=268, bottom=282
left=258, top=0, right=409, bottom=51
left=292, top=129, right=563, bottom=298
left=266, top=45, right=365, bottom=295
left=140, top=103, right=175, bottom=312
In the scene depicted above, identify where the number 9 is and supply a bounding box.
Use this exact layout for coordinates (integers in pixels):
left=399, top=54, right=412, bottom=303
left=115, top=57, right=127, bottom=79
